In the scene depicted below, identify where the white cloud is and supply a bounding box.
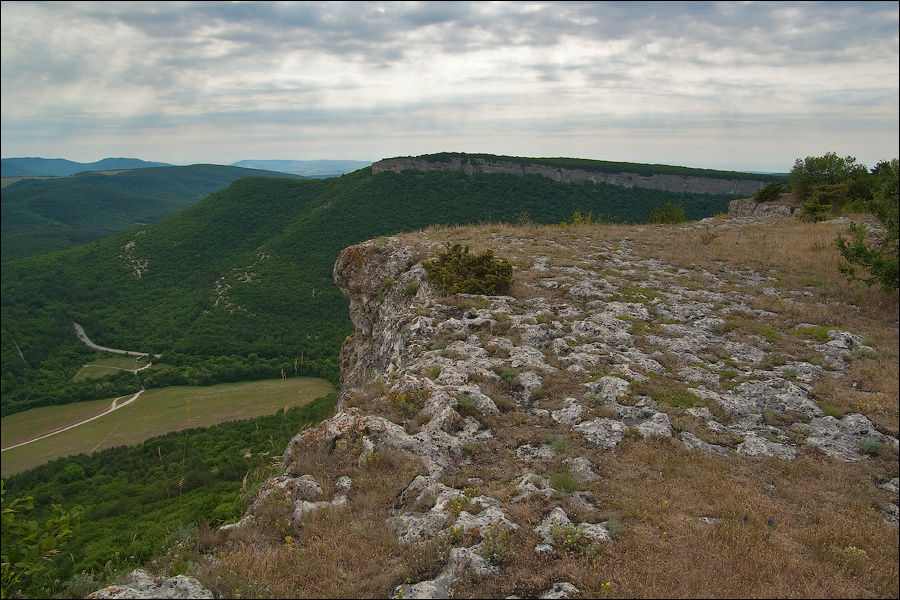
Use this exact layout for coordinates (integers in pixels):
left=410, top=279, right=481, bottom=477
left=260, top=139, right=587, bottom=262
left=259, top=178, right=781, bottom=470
left=1, top=1, right=897, bottom=170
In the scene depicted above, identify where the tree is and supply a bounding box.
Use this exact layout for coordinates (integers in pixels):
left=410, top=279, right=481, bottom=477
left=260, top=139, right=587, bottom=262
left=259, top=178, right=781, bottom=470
left=836, top=158, right=899, bottom=291
left=649, top=202, right=686, bottom=224
left=1, top=481, right=83, bottom=598
left=752, top=181, right=784, bottom=203
left=789, top=152, right=867, bottom=200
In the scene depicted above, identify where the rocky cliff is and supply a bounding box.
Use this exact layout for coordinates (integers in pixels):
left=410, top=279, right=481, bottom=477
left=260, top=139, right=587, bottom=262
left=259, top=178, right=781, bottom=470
left=372, top=156, right=772, bottom=196
left=211, top=217, right=899, bottom=599
left=728, top=193, right=802, bottom=218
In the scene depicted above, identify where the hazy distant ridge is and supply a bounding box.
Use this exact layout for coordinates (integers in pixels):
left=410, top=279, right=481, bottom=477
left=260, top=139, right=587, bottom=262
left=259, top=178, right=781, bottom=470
left=231, top=159, right=371, bottom=177
left=1, top=157, right=172, bottom=177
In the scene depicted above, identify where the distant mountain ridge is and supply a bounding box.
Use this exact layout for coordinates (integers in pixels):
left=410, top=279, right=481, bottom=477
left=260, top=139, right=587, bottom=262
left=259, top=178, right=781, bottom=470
left=231, top=159, right=372, bottom=177
left=1, top=164, right=303, bottom=261
left=1, top=157, right=171, bottom=177
left=373, top=152, right=785, bottom=195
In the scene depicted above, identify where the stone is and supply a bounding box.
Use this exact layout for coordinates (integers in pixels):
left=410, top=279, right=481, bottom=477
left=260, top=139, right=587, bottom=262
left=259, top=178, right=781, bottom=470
left=586, top=376, right=630, bottom=402
left=454, top=506, right=519, bottom=537
left=737, top=432, right=797, bottom=460
left=539, top=582, right=581, bottom=599
left=516, top=444, right=555, bottom=461
left=680, top=431, right=728, bottom=454
left=798, top=414, right=898, bottom=461
left=534, top=507, right=572, bottom=545
left=551, top=398, right=586, bottom=425
left=563, top=457, right=598, bottom=482
left=390, top=511, right=448, bottom=544
left=573, top=418, right=627, bottom=450
left=86, top=570, right=212, bottom=599
left=636, top=412, right=673, bottom=438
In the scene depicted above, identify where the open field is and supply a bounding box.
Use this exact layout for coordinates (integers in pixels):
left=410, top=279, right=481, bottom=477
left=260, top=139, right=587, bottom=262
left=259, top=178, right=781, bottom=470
left=72, top=356, right=154, bottom=381
left=1, top=397, right=114, bottom=449
left=0, top=377, right=333, bottom=476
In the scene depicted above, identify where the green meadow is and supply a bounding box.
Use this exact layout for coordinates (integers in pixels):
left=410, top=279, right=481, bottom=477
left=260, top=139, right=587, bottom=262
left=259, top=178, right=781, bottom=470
left=0, top=377, right=333, bottom=476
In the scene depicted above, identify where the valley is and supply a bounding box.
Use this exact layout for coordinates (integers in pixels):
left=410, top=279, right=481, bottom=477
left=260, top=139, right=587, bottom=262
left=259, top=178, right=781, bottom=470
left=1, top=151, right=894, bottom=599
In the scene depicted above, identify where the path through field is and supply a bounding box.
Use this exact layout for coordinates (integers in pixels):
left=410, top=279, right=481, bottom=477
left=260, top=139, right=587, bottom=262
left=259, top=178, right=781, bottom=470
left=0, top=324, right=161, bottom=452
left=1, top=390, right=144, bottom=451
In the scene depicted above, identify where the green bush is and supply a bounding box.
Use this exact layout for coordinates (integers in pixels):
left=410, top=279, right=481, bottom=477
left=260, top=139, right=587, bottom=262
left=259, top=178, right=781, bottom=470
left=423, top=244, right=513, bottom=295
left=478, top=525, right=516, bottom=565
left=752, top=181, right=784, bottom=203
left=1, top=481, right=83, bottom=599
left=649, top=202, right=686, bottom=224
left=789, top=152, right=867, bottom=200
left=836, top=158, right=899, bottom=292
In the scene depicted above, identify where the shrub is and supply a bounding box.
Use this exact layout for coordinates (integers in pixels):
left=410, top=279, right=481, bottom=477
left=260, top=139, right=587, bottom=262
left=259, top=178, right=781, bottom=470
left=752, top=181, right=784, bottom=203
left=423, top=243, right=512, bottom=295
left=478, top=525, right=515, bottom=565
left=836, top=160, right=899, bottom=292
left=1, top=481, right=83, bottom=598
left=649, top=202, right=686, bottom=224
left=857, top=438, right=883, bottom=456
left=789, top=152, right=866, bottom=200
left=549, top=469, right=579, bottom=495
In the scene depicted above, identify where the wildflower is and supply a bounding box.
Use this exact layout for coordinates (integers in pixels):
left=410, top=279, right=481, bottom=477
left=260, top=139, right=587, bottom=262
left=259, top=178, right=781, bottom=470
left=285, top=535, right=292, bottom=543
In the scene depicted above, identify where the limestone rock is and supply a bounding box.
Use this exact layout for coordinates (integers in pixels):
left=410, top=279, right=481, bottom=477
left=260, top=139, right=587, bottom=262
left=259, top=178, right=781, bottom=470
left=737, top=432, right=797, bottom=460
left=86, top=570, right=212, bottom=599
left=539, top=582, right=581, bottom=599
left=573, top=418, right=626, bottom=450
left=798, top=414, right=898, bottom=461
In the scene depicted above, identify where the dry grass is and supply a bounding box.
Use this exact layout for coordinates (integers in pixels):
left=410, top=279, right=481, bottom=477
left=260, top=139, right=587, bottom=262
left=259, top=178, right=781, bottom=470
left=452, top=439, right=899, bottom=599
left=190, top=447, right=426, bottom=598
left=182, top=217, right=897, bottom=598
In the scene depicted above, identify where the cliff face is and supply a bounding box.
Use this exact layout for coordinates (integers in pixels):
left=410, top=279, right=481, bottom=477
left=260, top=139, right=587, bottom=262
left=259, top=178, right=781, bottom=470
left=221, top=218, right=899, bottom=599
left=372, top=156, right=771, bottom=196
left=728, top=193, right=801, bottom=218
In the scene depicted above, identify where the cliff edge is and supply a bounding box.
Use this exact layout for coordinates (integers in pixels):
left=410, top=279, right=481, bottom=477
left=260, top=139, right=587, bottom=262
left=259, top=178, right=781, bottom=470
left=372, top=156, right=773, bottom=196
left=204, top=217, right=899, bottom=599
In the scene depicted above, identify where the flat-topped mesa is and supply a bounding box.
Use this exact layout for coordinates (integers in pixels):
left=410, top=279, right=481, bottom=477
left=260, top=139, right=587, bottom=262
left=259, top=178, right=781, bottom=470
left=371, top=155, right=772, bottom=196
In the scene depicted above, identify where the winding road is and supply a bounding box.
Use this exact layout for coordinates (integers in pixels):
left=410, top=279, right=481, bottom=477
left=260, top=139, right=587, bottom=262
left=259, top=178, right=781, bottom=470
left=72, top=322, right=162, bottom=359
left=0, top=323, right=160, bottom=452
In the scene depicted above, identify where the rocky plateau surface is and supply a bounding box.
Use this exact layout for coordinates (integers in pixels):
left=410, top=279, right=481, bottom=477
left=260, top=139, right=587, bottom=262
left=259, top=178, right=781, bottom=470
left=222, top=217, right=898, bottom=599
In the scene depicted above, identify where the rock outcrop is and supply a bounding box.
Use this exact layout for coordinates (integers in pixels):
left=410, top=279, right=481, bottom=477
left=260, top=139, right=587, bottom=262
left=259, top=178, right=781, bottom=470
left=728, top=196, right=800, bottom=217
left=87, top=570, right=212, bottom=599
left=231, top=218, right=897, bottom=598
left=372, top=156, right=772, bottom=196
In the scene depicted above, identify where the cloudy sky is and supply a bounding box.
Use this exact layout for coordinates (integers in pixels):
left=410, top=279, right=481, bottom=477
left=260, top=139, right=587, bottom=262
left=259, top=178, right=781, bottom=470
left=1, top=1, right=897, bottom=172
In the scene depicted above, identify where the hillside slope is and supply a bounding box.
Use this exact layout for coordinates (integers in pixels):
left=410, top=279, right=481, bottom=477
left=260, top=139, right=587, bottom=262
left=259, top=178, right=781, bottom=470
left=185, top=218, right=898, bottom=598
left=1, top=161, right=741, bottom=415
left=1, top=164, right=303, bottom=261
left=1, top=157, right=171, bottom=177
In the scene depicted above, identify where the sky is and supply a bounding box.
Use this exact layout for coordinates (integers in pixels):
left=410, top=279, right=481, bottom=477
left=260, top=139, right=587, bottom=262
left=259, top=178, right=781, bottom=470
left=1, top=1, right=898, bottom=172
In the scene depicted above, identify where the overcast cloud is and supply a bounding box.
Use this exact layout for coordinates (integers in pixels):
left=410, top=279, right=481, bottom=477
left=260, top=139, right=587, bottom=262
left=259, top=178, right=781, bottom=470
left=1, top=1, right=897, bottom=171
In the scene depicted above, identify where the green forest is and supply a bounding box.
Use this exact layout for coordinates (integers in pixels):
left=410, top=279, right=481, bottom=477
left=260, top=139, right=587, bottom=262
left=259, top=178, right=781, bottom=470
left=0, top=166, right=739, bottom=416
left=1, top=167, right=738, bottom=417
left=2, top=393, right=336, bottom=598
left=1, top=164, right=303, bottom=261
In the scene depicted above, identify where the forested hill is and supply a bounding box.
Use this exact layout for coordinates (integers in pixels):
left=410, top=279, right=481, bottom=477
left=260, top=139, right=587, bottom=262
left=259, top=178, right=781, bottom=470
left=373, top=152, right=786, bottom=195
left=1, top=164, right=304, bottom=261
left=1, top=157, right=171, bottom=177
left=2, top=162, right=736, bottom=415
